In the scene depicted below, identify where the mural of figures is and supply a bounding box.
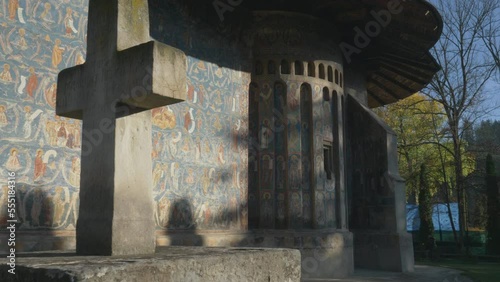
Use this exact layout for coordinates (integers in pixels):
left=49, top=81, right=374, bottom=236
left=0, top=1, right=86, bottom=232
left=0, top=1, right=250, bottom=233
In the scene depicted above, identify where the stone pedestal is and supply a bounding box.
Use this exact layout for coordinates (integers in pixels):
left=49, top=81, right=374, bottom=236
left=0, top=247, right=301, bottom=282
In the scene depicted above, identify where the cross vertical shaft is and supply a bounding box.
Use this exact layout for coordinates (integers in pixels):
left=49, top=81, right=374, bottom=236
left=56, top=0, right=186, bottom=255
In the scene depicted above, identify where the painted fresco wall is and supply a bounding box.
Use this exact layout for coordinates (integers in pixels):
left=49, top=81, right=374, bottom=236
left=0, top=0, right=88, bottom=231
left=148, top=1, right=250, bottom=231
left=0, top=0, right=251, bottom=232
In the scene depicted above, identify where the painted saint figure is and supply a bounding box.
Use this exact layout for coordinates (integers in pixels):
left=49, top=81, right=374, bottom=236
left=0, top=105, right=8, bottom=127
left=69, top=157, right=80, bottom=187
left=52, top=39, right=65, bottom=68
left=23, top=106, right=43, bottom=139
left=57, top=121, right=68, bottom=147
left=0, top=64, right=13, bottom=82
left=26, top=67, right=38, bottom=99
left=64, top=8, right=78, bottom=37
left=5, top=148, right=22, bottom=171
left=40, top=3, right=53, bottom=23
left=34, top=149, right=46, bottom=181
left=44, top=83, right=57, bottom=108
left=17, top=28, right=27, bottom=49
left=8, top=0, right=19, bottom=20
left=52, top=187, right=68, bottom=227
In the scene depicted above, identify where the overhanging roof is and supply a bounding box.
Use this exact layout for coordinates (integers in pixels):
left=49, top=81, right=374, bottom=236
left=242, top=0, right=443, bottom=107
left=157, top=0, right=443, bottom=108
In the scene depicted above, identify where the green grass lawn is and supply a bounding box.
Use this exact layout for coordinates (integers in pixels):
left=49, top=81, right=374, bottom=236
left=417, top=258, right=500, bottom=282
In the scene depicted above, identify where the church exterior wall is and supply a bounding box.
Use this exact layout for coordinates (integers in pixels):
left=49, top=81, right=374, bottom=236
left=0, top=0, right=252, bottom=244
left=346, top=95, right=414, bottom=272
left=0, top=0, right=419, bottom=279
left=0, top=0, right=89, bottom=236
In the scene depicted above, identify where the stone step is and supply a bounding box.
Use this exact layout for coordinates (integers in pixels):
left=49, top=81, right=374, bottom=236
left=1, top=247, right=301, bottom=282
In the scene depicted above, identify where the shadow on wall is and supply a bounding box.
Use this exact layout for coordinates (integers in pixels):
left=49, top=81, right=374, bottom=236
left=0, top=183, right=77, bottom=254
left=148, top=0, right=252, bottom=71
left=164, top=198, right=204, bottom=246
left=160, top=196, right=253, bottom=247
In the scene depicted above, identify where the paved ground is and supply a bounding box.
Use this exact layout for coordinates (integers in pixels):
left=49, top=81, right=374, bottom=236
left=303, top=265, right=473, bottom=282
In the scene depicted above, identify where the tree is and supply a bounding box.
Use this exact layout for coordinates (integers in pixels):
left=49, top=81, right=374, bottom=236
left=486, top=154, right=500, bottom=254
left=375, top=93, right=446, bottom=201
left=423, top=0, right=500, bottom=252
left=418, top=164, right=434, bottom=245
left=376, top=93, right=476, bottom=245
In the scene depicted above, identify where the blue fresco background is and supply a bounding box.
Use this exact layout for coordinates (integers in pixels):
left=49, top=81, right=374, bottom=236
left=0, top=0, right=251, bottom=231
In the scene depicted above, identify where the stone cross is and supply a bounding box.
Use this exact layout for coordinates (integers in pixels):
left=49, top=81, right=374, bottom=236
left=56, top=0, right=186, bottom=256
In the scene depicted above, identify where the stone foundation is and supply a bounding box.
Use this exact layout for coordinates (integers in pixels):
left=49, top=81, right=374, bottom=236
left=1, top=229, right=353, bottom=279
left=0, top=247, right=301, bottom=282
left=158, top=229, right=354, bottom=279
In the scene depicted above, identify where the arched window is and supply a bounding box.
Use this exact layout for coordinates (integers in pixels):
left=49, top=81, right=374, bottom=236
left=248, top=82, right=260, bottom=228
left=319, top=64, right=325, bottom=79
left=334, top=91, right=342, bottom=229
left=300, top=83, right=313, bottom=228
left=328, top=66, right=333, bottom=82
left=255, top=61, right=263, bottom=75
left=295, top=61, right=304, bottom=75
left=339, top=73, right=343, bottom=88
left=335, top=69, right=339, bottom=85
left=281, top=60, right=290, bottom=74
left=308, top=62, right=315, bottom=77
left=268, top=61, right=276, bottom=75
left=274, top=82, right=287, bottom=229
left=323, top=87, right=330, bottom=101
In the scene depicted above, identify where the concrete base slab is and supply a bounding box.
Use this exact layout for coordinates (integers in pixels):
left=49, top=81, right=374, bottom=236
left=0, top=247, right=301, bottom=282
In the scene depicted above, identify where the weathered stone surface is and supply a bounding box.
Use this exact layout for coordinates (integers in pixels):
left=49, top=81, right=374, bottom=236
left=346, top=94, right=414, bottom=272
left=56, top=0, right=186, bottom=256
left=0, top=247, right=301, bottom=282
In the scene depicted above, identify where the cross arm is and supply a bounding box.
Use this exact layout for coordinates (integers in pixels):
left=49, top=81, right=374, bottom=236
left=116, top=41, right=187, bottom=111
left=56, top=64, right=86, bottom=120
